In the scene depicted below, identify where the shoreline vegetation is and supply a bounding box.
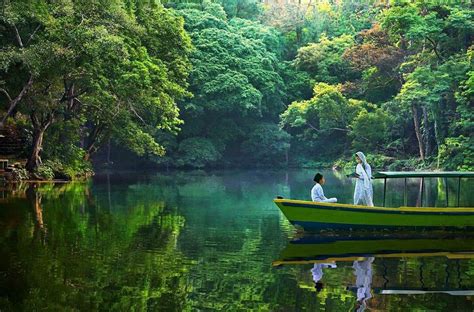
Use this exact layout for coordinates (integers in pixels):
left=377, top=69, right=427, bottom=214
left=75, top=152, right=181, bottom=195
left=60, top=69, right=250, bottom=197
left=0, top=154, right=441, bottom=184
left=0, top=1, right=472, bottom=182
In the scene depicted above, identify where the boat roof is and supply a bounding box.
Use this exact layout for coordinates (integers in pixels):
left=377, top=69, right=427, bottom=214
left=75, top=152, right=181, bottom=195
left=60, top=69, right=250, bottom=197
left=373, top=171, right=474, bottom=179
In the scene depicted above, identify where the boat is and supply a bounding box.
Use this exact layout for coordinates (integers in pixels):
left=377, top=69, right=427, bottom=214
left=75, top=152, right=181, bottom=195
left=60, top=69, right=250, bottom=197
left=272, top=234, right=474, bottom=266
left=274, top=171, right=474, bottom=231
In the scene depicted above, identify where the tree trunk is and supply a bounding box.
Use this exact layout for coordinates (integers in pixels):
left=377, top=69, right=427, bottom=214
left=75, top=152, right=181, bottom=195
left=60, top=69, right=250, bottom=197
left=295, top=26, right=302, bottom=45
left=26, top=111, right=54, bottom=172
left=422, top=106, right=430, bottom=157
left=411, top=104, right=425, bottom=161
left=26, top=127, right=46, bottom=171
left=83, top=147, right=94, bottom=162
left=106, top=138, right=111, bottom=164
left=83, top=124, right=105, bottom=161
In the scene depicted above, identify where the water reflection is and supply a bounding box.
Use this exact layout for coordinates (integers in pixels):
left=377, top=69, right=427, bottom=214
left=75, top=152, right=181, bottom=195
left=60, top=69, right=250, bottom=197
left=0, top=181, right=190, bottom=311
left=352, top=257, right=373, bottom=311
left=275, top=233, right=474, bottom=311
left=1, top=170, right=473, bottom=311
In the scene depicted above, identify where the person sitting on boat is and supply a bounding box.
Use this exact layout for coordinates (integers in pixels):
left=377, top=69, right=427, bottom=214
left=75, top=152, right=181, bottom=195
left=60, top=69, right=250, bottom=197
left=353, top=152, right=374, bottom=207
left=311, top=173, right=337, bottom=203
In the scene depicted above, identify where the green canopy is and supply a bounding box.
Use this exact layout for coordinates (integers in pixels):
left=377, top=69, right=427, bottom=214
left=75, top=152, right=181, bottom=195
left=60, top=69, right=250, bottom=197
left=373, top=171, right=474, bottom=179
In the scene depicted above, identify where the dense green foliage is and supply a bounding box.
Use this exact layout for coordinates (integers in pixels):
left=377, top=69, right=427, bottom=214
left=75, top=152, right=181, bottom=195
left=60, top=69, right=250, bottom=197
left=278, top=1, right=473, bottom=170
left=0, top=0, right=191, bottom=177
left=1, top=0, right=472, bottom=175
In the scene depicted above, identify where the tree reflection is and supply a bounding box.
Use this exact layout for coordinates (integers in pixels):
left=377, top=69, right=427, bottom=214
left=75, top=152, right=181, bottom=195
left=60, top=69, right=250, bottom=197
left=26, top=184, right=46, bottom=243
left=1, top=170, right=474, bottom=311
left=0, top=181, right=190, bottom=311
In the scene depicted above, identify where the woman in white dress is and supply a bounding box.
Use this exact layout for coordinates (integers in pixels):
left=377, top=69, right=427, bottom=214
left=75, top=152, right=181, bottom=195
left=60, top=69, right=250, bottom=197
left=353, top=152, right=374, bottom=207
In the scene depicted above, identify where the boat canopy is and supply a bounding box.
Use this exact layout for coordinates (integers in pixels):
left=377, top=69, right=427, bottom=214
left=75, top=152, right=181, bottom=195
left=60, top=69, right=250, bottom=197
left=374, top=171, right=474, bottom=179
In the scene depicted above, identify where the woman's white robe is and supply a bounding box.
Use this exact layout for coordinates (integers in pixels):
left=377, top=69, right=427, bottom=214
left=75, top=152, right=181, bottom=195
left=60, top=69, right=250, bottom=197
left=354, top=159, right=374, bottom=207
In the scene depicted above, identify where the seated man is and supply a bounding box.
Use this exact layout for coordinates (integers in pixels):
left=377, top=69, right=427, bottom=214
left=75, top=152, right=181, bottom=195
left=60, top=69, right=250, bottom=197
left=311, top=173, right=337, bottom=203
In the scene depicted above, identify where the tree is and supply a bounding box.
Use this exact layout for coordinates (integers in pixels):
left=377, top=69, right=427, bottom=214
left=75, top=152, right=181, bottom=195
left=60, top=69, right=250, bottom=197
left=438, top=47, right=474, bottom=170
left=295, top=34, right=357, bottom=84
left=0, top=1, right=192, bottom=174
left=176, top=137, right=221, bottom=168
left=172, top=3, right=285, bottom=167
left=350, top=108, right=392, bottom=152
left=343, top=24, right=404, bottom=102
left=220, top=0, right=262, bottom=20
left=262, top=0, right=314, bottom=50
left=281, top=83, right=366, bottom=159
left=82, top=4, right=192, bottom=161
left=396, top=52, right=470, bottom=161
left=241, top=123, right=291, bottom=166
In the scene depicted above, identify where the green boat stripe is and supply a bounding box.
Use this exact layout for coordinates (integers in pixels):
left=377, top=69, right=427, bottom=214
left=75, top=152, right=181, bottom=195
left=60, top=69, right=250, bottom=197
left=282, top=202, right=474, bottom=216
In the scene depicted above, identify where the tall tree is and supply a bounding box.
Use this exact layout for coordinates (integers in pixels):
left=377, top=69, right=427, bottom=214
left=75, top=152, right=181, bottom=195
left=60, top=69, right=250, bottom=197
left=0, top=1, right=192, bottom=173
left=172, top=3, right=285, bottom=167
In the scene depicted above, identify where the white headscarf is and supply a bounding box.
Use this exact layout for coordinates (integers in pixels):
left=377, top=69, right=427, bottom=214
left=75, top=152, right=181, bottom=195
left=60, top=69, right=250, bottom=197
left=356, top=151, right=372, bottom=189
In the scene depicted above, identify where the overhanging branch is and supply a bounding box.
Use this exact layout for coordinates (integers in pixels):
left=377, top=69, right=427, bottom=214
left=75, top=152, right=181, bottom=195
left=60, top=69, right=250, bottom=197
left=13, top=24, right=24, bottom=48
left=0, top=88, right=12, bottom=102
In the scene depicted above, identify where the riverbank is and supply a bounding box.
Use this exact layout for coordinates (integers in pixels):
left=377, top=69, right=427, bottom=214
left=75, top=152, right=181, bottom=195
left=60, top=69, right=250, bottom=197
left=0, top=153, right=459, bottom=184
left=0, top=158, right=92, bottom=183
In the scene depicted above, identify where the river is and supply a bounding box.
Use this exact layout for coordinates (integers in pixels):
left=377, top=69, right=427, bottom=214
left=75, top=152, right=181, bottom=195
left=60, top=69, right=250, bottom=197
left=1, top=169, right=473, bottom=311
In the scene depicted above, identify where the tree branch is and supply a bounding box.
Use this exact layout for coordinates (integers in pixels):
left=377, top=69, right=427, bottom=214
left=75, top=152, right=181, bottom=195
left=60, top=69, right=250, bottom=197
left=0, top=88, right=12, bottom=102
left=72, top=98, right=83, bottom=110
left=130, top=105, right=146, bottom=124
left=426, top=37, right=443, bottom=61
left=24, top=24, right=41, bottom=47
left=306, top=122, right=351, bottom=134
left=306, top=122, right=372, bottom=142
left=306, top=121, right=318, bottom=131
left=327, top=127, right=351, bottom=132
left=13, top=24, right=24, bottom=48
left=1, top=74, right=34, bottom=125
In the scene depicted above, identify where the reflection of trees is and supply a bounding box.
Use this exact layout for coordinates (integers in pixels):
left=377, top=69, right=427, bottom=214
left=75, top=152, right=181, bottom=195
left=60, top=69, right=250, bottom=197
left=149, top=171, right=359, bottom=310
left=371, top=257, right=474, bottom=311
left=26, top=184, right=46, bottom=244
left=0, top=182, right=190, bottom=311
left=2, top=171, right=474, bottom=310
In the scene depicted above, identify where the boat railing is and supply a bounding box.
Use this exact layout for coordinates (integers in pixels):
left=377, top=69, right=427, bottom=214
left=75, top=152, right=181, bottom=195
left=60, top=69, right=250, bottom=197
left=373, top=172, right=474, bottom=208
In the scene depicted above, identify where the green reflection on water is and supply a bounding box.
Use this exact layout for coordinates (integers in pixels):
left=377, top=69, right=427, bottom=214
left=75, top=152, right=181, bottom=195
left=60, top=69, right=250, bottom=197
left=0, top=170, right=473, bottom=311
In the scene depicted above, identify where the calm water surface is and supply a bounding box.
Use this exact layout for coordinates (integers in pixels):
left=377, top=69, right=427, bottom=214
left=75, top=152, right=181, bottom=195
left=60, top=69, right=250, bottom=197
left=1, top=169, right=473, bottom=311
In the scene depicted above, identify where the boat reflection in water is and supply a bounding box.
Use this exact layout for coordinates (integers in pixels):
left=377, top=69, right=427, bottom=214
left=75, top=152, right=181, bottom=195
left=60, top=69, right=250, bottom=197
left=273, top=233, right=474, bottom=311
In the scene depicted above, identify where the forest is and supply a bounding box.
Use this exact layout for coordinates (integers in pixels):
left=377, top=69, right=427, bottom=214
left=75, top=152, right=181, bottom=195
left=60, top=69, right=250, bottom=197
left=0, top=0, right=473, bottom=179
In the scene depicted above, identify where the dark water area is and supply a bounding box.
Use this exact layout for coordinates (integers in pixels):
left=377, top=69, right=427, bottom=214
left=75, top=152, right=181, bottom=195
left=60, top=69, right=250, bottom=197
left=0, top=169, right=474, bottom=311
